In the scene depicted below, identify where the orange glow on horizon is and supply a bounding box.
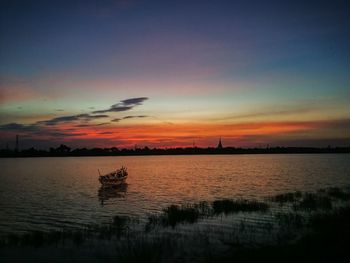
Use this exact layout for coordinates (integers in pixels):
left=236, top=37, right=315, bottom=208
left=5, top=118, right=348, bottom=148
left=26, top=120, right=320, bottom=148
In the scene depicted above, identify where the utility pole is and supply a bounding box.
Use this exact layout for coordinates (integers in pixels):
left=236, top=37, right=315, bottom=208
left=15, top=135, right=19, bottom=152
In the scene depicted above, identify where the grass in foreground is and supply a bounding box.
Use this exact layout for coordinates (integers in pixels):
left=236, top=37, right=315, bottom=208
left=1, top=187, right=350, bottom=263
left=220, top=206, right=350, bottom=263
left=212, top=199, right=269, bottom=215
left=146, top=199, right=269, bottom=230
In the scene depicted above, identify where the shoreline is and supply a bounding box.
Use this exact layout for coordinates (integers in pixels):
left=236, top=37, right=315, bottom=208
left=1, top=146, right=350, bottom=158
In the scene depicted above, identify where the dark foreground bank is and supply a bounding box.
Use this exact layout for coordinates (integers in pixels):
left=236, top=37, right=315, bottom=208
left=1, top=187, right=350, bottom=262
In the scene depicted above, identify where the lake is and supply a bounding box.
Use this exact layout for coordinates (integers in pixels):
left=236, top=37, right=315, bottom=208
left=0, top=154, right=349, bottom=236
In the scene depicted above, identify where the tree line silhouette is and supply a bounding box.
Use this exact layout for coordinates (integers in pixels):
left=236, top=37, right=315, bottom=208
left=1, top=144, right=349, bottom=157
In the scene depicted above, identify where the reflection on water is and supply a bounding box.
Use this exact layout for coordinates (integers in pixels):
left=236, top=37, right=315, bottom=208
left=0, top=154, right=349, bottom=235
left=98, top=184, right=128, bottom=205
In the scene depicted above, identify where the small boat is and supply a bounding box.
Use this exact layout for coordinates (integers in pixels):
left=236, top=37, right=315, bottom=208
left=98, top=166, right=128, bottom=186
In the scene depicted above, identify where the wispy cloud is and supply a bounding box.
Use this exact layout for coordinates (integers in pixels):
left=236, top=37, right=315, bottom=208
left=14, top=97, right=150, bottom=127
left=98, top=131, right=116, bottom=135
left=95, top=122, right=110, bottom=126
left=0, top=123, right=38, bottom=132
left=0, top=97, right=151, bottom=144
left=123, top=115, right=149, bottom=119
left=92, top=97, right=148, bottom=113
left=75, top=122, right=110, bottom=128
left=111, top=115, right=149, bottom=122
left=215, top=107, right=321, bottom=122
left=0, top=97, right=150, bottom=139
left=37, top=114, right=109, bottom=126
left=120, top=97, right=148, bottom=105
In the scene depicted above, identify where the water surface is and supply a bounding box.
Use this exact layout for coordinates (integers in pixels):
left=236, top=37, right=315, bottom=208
left=0, top=154, right=349, bottom=235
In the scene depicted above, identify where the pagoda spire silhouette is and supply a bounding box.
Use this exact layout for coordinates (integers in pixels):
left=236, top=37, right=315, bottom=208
left=217, top=137, right=223, bottom=149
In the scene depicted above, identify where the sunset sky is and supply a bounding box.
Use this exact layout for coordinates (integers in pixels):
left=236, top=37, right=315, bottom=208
left=1, top=0, right=350, bottom=149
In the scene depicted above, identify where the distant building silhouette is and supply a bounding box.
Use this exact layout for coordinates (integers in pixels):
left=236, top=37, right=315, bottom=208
left=217, top=138, right=223, bottom=149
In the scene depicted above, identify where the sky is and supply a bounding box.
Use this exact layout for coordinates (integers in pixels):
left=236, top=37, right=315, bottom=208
left=1, top=0, right=350, bottom=149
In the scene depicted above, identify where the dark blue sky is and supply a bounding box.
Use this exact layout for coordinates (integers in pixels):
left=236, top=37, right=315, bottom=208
left=1, top=0, right=349, bottom=76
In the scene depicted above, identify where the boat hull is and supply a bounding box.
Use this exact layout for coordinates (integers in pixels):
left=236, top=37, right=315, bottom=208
left=99, top=176, right=127, bottom=187
left=98, top=167, right=128, bottom=186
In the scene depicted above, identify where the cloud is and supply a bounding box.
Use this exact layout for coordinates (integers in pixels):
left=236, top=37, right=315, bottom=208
left=75, top=124, right=91, bottom=127
left=314, top=119, right=350, bottom=129
left=98, top=131, right=116, bottom=135
left=75, top=121, right=111, bottom=128
left=111, top=115, right=149, bottom=123
left=0, top=123, right=38, bottom=132
left=93, top=106, right=134, bottom=113
left=33, top=97, right=149, bottom=126
left=37, top=114, right=109, bottom=126
left=123, top=115, right=149, bottom=119
left=95, top=122, right=110, bottom=126
left=216, top=107, right=320, bottom=122
left=0, top=96, right=152, bottom=143
left=0, top=122, right=88, bottom=143
left=92, top=97, right=148, bottom=113
left=1, top=96, right=149, bottom=131
left=120, top=97, right=148, bottom=105
left=32, top=131, right=87, bottom=138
